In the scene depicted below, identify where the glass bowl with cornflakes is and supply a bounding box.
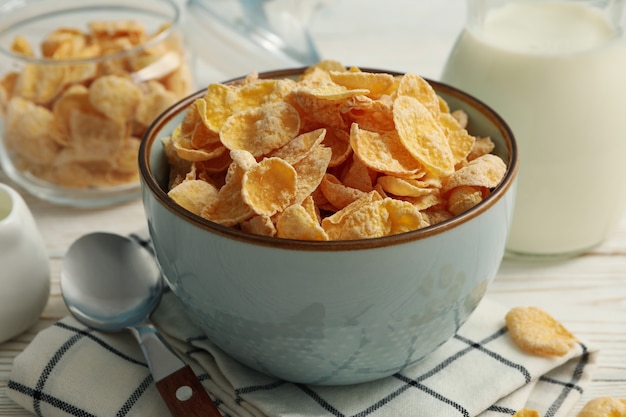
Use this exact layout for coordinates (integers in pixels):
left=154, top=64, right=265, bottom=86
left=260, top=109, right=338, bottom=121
left=0, top=0, right=194, bottom=207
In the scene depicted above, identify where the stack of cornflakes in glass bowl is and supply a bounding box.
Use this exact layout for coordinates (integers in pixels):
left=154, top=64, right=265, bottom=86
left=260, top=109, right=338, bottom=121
left=0, top=0, right=193, bottom=207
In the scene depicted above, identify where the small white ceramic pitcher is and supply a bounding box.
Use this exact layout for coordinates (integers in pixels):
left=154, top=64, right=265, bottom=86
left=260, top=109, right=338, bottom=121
left=0, top=183, right=50, bottom=344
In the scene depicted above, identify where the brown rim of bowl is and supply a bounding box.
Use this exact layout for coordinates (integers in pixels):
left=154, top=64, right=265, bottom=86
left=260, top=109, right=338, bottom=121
left=139, top=67, right=519, bottom=251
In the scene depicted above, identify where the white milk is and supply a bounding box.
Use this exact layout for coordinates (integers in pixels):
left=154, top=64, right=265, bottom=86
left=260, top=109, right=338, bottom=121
left=441, top=2, right=626, bottom=256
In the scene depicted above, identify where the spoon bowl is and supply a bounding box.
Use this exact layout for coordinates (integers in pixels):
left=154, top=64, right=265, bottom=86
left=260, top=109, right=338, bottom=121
left=61, top=232, right=162, bottom=331
left=61, top=232, right=221, bottom=417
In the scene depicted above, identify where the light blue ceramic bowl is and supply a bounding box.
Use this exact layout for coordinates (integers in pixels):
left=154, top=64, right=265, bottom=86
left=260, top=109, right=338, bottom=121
left=139, top=68, right=518, bottom=385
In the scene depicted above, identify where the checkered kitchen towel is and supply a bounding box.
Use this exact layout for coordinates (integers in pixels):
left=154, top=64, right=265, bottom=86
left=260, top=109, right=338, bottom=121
left=8, top=240, right=597, bottom=417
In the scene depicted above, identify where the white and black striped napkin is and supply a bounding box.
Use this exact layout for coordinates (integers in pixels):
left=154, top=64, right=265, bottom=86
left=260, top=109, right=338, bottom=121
left=7, top=238, right=597, bottom=417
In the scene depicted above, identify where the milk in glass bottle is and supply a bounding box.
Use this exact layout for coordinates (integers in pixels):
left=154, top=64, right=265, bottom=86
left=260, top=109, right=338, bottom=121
left=442, top=0, right=626, bottom=257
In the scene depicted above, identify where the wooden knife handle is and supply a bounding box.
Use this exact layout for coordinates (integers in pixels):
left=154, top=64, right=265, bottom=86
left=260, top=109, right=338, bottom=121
left=155, top=365, right=222, bottom=417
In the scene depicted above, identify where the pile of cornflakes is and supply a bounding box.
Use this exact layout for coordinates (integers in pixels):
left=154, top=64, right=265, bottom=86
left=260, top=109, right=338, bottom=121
left=0, top=20, right=192, bottom=189
left=164, top=60, right=507, bottom=241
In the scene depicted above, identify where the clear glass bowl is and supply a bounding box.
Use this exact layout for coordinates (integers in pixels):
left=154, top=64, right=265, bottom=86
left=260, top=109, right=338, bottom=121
left=0, top=0, right=194, bottom=207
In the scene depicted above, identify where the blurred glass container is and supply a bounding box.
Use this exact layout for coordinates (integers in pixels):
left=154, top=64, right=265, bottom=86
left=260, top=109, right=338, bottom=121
left=184, top=0, right=330, bottom=86
left=0, top=0, right=194, bottom=207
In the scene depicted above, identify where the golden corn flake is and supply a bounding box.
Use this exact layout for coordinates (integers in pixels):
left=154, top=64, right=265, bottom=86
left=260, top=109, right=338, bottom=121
left=377, top=176, right=435, bottom=198
left=241, top=215, right=277, bottom=237
left=513, top=409, right=539, bottom=417
left=437, top=95, right=450, bottom=113
left=439, top=112, right=475, bottom=164
left=163, top=62, right=508, bottom=240
left=1, top=19, right=192, bottom=190
left=350, top=123, right=423, bottom=177
left=176, top=103, right=201, bottom=140
left=292, top=144, right=332, bottom=204
left=113, top=136, right=141, bottom=174
left=13, top=63, right=67, bottom=105
left=236, top=79, right=294, bottom=109
left=340, top=155, right=374, bottom=192
left=578, top=397, right=626, bottom=417
left=300, top=59, right=346, bottom=86
left=447, top=186, right=484, bottom=216
left=321, top=173, right=367, bottom=210
left=321, top=191, right=387, bottom=240
left=323, top=127, right=352, bottom=167
left=422, top=206, right=454, bottom=226
left=202, top=161, right=254, bottom=227
left=135, top=80, right=177, bottom=127
left=397, top=72, right=441, bottom=117
left=393, top=95, right=455, bottom=177
left=184, top=99, right=221, bottom=150
left=168, top=179, right=219, bottom=216
left=505, top=306, right=577, bottom=357
left=329, top=70, right=395, bottom=98
left=89, top=75, right=142, bottom=121
left=340, top=94, right=395, bottom=132
left=193, top=151, right=232, bottom=176
left=442, top=154, right=507, bottom=194
left=191, top=122, right=221, bottom=151
left=242, top=157, right=297, bottom=217
left=69, top=111, right=127, bottom=163
left=40, top=28, right=83, bottom=58
left=301, top=195, right=321, bottom=223
left=299, top=83, right=370, bottom=100
left=320, top=192, right=424, bottom=240
left=88, top=20, right=146, bottom=44
left=172, top=135, right=226, bottom=162
left=201, top=83, right=237, bottom=133
left=290, top=88, right=347, bottom=129
left=383, top=198, right=427, bottom=234
left=11, top=36, right=34, bottom=56
left=53, top=84, right=93, bottom=138
left=220, top=101, right=300, bottom=157
left=451, top=109, right=469, bottom=129
left=228, top=149, right=257, bottom=172
left=468, top=136, right=496, bottom=161
left=406, top=192, right=444, bottom=211
left=270, top=128, right=326, bottom=165
left=210, top=76, right=294, bottom=117
left=5, top=97, right=62, bottom=165
left=276, top=204, right=329, bottom=241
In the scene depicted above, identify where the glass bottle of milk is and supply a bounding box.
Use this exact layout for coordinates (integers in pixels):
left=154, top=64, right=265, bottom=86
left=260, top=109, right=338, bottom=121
left=441, top=0, right=626, bottom=258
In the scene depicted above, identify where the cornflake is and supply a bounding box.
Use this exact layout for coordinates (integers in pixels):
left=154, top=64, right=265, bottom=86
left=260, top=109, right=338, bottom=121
left=578, top=397, right=626, bottom=417
left=165, top=61, right=507, bottom=241
left=513, top=409, right=539, bottom=417
left=505, top=306, right=577, bottom=357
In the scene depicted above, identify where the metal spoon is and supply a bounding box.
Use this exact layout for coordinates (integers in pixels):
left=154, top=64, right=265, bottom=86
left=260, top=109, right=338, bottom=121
left=61, top=232, right=221, bottom=417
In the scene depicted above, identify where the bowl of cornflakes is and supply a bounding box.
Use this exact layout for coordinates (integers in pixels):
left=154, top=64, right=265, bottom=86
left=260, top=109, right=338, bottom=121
left=0, top=0, right=194, bottom=207
left=139, top=61, right=519, bottom=385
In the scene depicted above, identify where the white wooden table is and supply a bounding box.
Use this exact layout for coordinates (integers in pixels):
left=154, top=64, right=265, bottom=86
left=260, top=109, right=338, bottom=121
left=1, top=0, right=625, bottom=415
